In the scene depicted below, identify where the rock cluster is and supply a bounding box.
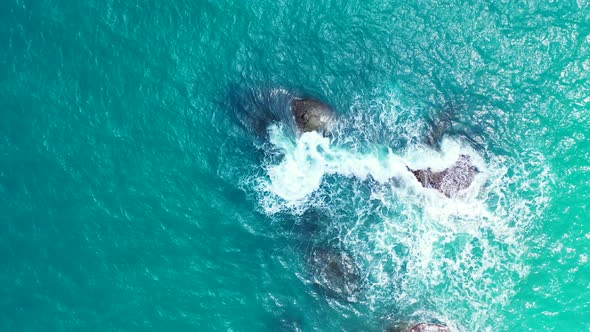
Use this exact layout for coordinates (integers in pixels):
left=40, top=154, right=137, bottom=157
left=233, top=87, right=481, bottom=331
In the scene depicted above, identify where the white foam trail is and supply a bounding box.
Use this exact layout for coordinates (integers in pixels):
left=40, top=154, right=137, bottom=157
left=261, top=124, right=485, bottom=205
left=251, top=96, right=552, bottom=331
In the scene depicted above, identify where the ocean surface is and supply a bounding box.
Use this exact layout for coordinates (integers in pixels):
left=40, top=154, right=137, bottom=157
left=1, top=0, right=589, bottom=331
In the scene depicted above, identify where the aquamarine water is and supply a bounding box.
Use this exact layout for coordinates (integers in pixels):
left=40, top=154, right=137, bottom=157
left=1, top=0, right=589, bottom=331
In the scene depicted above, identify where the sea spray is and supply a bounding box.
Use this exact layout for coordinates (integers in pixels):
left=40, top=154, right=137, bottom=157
left=261, top=124, right=485, bottom=205
left=251, top=111, right=551, bottom=331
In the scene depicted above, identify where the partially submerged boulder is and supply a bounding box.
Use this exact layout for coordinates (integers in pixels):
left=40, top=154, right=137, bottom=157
left=229, top=85, right=335, bottom=139
left=291, top=98, right=334, bottom=134
left=309, top=247, right=361, bottom=300
left=410, top=155, right=478, bottom=197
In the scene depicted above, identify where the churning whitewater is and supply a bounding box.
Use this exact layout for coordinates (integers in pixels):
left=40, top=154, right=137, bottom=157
left=246, top=93, right=552, bottom=331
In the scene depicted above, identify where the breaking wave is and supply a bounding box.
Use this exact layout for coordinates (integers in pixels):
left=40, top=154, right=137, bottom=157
left=245, top=91, right=551, bottom=331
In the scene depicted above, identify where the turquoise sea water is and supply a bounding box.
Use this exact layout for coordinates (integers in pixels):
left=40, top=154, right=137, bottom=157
left=1, top=0, right=589, bottom=331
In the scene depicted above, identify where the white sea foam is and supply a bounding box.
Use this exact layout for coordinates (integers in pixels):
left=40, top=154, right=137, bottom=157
left=251, top=95, right=551, bottom=331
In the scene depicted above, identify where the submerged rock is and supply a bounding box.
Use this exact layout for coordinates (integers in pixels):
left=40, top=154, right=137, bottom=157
left=272, top=316, right=303, bottom=332
left=309, top=247, right=361, bottom=300
left=406, top=323, right=451, bottom=332
left=387, top=323, right=450, bottom=332
left=409, top=154, right=478, bottom=197
left=291, top=98, right=334, bottom=134
left=228, top=85, right=296, bottom=139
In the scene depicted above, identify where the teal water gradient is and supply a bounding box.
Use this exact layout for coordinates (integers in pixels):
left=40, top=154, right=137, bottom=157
left=1, top=0, right=589, bottom=331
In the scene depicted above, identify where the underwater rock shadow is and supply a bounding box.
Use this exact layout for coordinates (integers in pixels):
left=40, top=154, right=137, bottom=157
left=305, top=244, right=364, bottom=303
left=263, top=309, right=304, bottom=332
left=423, top=95, right=499, bottom=154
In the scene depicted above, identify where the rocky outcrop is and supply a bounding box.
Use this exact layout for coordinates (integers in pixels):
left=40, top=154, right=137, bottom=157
left=409, top=154, right=478, bottom=197
left=229, top=85, right=335, bottom=138
left=309, top=247, right=361, bottom=300
left=291, top=98, right=334, bottom=134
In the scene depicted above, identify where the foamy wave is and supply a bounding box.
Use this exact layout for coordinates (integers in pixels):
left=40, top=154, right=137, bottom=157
left=249, top=94, right=551, bottom=331
left=259, top=124, right=485, bottom=209
left=364, top=148, right=550, bottom=331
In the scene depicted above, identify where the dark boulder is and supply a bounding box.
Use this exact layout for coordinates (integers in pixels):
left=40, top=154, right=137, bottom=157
left=409, top=154, right=478, bottom=197
left=309, top=247, right=361, bottom=300
left=291, top=98, right=334, bottom=134
left=228, top=84, right=334, bottom=138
